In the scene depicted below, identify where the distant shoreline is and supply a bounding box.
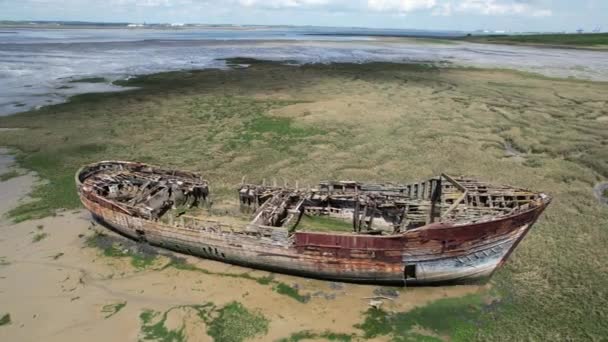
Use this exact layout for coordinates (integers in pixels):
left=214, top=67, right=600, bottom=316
left=4, top=21, right=606, bottom=50
left=460, top=33, right=608, bottom=51
left=307, top=32, right=608, bottom=51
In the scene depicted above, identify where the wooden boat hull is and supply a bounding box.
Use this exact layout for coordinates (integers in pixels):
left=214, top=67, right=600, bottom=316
left=77, top=164, right=550, bottom=285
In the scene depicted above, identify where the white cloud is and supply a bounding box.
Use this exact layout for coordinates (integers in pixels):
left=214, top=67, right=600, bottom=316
left=366, top=0, right=552, bottom=16
left=432, top=2, right=452, bottom=15
left=531, top=9, right=553, bottom=17
left=13, top=0, right=555, bottom=17
left=238, top=0, right=331, bottom=8
left=368, top=0, right=437, bottom=12
left=457, top=0, right=524, bottom=15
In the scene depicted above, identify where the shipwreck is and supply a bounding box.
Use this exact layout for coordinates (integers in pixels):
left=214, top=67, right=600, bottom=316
left=76, top=161, right=551, bottom=285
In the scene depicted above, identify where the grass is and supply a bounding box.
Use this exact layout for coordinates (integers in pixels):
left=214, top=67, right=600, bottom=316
left=464, top=33, right=608, bottom=48
left=278, top=294, right=484, bottom=341
left=139, top=302, right=267, bottom=342
left=297, top=215, right=354, bottom=232
left=6, top=145, right=103, bottom=222
left=0, top=170, right=20, bottom=182
left=32, top=232, right=48, bottom=243
left=355, top=294, right=484, bottom=341
left=278, top=330, right=354, bottom=342
left=0, top=313, right=10, bottom=326
left=1, top=59, right=607, bottom=340
left=101, top=302, right=127, bottom=318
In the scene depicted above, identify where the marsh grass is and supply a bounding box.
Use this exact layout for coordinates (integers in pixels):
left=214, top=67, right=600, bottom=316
left=7, top=145, right=103, bottom=222
left=279, top=330, right=354, bottom=342
left=465, top=33, right=608, bottom=48
left=355, top=294, right=484, bottom=340
left=1, top=60, right=608, bottom=340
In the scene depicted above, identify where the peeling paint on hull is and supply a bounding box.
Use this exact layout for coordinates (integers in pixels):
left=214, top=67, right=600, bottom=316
left=77, top=161, right=551, bottom=285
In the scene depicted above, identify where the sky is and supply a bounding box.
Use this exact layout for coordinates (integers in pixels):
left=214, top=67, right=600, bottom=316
left=1, top=0, right=606, bottom=32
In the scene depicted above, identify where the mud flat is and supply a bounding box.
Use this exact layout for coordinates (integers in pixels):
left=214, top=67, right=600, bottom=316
left=0, top=148, right=35, bottom=216
left=1, top=60, right=607, bottom=340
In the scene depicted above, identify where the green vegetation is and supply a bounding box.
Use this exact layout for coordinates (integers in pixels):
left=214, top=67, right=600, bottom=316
left=70, top=77, right=107, bottom=83
left=297, top=215, right=354, bottom=232
left=0, top=170, right=20, bottom=182
left=279, top=330, right=354, bottom=342
left=356, top=294, right=484, bottom=341
left=465, top=33, right=608, bottom=48
left=279, top=295, right=483, bottom=341
left=0, top=313, right=10, bottom=326
left=7, top=144, right=104, bottom=222
left=86, top=233, right=308, bottom=302
left=139, top=302, right=267, bottom=342
left=101, top=302, right=127, bottom=318
left=86, top=232, right=156, bottom=269
left=273, top=283, right=310, bottom=303
left=167, top=258, right=308, bottom=302
left=207, top=301, right=269, bottom=342
left=1, top=60, right=608, bottom=340
left=139, top=308, right=190, bottom=342
left=32, top=232, right=48, bottom=243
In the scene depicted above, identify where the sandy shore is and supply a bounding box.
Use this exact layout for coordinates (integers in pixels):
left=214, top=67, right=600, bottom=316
left=0, top=149, right=485, bottom=341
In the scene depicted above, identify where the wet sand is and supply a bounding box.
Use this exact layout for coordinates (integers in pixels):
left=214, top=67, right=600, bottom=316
left=3, top=27, right=608, bottom=116
left=0, top=149, right=486, bottom=341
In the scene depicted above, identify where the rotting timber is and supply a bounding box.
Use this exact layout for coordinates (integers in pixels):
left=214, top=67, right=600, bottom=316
left=76, top=161, right=551, bottom=285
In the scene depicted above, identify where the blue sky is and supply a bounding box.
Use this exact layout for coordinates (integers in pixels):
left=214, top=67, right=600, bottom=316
left=1, top=0, right=606, bottom=32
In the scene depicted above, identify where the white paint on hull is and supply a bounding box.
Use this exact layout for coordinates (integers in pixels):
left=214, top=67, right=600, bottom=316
left=410, top=224, right=530, bottom=283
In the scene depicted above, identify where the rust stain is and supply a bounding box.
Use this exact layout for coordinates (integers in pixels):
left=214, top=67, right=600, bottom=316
left=76, top=161, right=551, bottom=285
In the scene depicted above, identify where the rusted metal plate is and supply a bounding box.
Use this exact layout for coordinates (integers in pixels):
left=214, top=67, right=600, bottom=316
left=76, top=161, right=551, bottom=285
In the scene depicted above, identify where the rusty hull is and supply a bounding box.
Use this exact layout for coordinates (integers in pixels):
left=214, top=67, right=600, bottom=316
left=76, top=161, right=551, bottom=285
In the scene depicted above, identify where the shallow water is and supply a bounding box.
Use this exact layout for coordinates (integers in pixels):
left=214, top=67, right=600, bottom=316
left=1, top=27, right=608, bottom=116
